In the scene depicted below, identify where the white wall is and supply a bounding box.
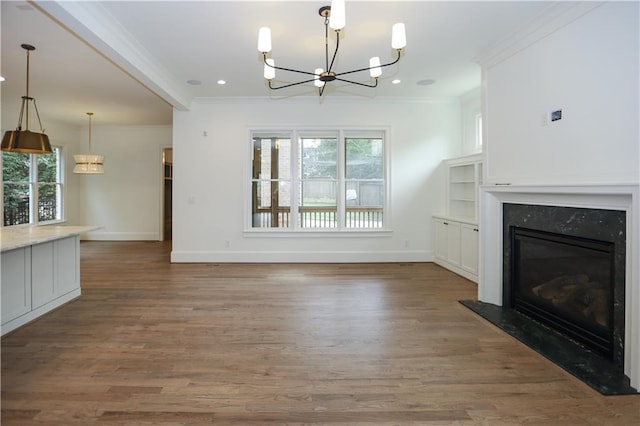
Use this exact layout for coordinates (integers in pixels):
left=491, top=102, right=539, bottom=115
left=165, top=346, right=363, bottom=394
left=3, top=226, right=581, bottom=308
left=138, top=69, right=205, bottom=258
left=483, top=2, right=639, bottom=185
left=460, top=87, right=482, bottom=156
left=172, top=97, right=460, bottom=262
left=79, top=125, right=172, bottom=240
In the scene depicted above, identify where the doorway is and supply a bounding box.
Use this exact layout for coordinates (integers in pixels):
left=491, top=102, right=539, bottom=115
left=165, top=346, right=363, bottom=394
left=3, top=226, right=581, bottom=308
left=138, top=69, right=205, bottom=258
left=163, top=148, right=172, bottom=240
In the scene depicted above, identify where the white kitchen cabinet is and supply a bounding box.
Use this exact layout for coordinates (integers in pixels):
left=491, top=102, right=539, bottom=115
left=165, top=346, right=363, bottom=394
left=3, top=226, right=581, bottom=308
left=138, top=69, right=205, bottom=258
left=1, top=235, right=82, bottom=335
left=1, top=247, right=32, bottom=324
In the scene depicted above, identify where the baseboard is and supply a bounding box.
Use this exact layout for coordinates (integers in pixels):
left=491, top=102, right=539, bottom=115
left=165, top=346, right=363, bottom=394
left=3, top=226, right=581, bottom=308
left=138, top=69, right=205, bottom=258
left=171, top=249, right=433, bottom=263
left=81, top=231, right=159, bottom=241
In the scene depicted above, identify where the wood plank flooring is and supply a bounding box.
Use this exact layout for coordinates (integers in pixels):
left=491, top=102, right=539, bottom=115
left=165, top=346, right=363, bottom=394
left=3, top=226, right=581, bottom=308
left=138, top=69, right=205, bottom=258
left=2, top=241, right=638, bottom=425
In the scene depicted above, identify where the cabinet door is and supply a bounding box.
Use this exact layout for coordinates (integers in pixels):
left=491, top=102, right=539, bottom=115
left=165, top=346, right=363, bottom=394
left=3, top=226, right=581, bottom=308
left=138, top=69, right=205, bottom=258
left=57, top=237, right=79, bottom=295
left=31, top=242, right=56, bottom=309
left=434, top=219, right=448, bottom=260
left=1, top=248, right=32, bottom=324
left=446, top=221, right=461, bottom=266
left=460, top=224, right=479, bottom=274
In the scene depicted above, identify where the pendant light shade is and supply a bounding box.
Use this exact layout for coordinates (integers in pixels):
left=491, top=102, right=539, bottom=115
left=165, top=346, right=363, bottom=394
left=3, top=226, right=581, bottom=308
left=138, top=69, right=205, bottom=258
left=1, top=44, right=52, bottom=154
left=73, top=112, right=104, bottom=174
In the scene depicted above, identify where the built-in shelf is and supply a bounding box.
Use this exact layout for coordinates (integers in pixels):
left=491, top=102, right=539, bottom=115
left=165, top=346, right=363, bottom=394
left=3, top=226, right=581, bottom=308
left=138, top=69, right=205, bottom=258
left=433, top=154, right=483, bottom=283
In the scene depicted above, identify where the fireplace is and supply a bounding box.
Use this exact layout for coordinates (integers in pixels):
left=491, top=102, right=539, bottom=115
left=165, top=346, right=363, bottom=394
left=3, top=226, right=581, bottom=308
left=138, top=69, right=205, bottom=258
left=503, top=203, right=626, bottom=372
left=472, top=185, right=639, bottom=394
left=509, top=226, right=615, bottom=358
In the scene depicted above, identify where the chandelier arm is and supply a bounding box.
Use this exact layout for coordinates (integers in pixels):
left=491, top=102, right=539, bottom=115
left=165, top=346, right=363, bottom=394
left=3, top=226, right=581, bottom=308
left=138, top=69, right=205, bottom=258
left=263, top=55, right=318, bottom=77
left=327, top=28, right=340, bottom=74
left=334, top=77, right=379, bottom=88
left=268, top=78, right=318, bottom=90
left=334, top=49, right=402, bottom=77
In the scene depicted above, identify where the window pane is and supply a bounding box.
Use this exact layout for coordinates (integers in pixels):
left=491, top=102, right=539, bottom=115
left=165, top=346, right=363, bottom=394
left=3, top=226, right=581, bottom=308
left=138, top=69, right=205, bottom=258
left=299, top=180, right=337, bottom=228
left=345, top=138, right=383, bottom=179
left=3, top=183, right=30, bottom=226
left=38, top=183, right=61, bottom=222
left=345, top=138, right=384, bottom=228
left=253, top=137, right=291, bottom=180
left=2, top=152, right=30, bottom=182
left=252, top=135, right=291, bottom=228
left=345, top=181, right=384, bottom=228
left=251, top=181, right=291, bottom=228
left=300, top=138, right=337, bottom=179
left=37, top=148, right=60, bottom=183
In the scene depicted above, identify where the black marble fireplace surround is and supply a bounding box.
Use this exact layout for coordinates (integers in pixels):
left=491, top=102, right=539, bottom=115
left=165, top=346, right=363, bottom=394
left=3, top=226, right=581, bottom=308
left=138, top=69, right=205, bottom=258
left=503, top=204, right=626, bottom=369
left=462, top=203, right=637, bottom=395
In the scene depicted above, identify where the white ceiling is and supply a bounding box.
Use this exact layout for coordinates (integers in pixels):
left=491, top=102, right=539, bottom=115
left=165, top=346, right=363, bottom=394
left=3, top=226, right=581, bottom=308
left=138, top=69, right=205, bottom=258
left=1, top=1, right=555, bottom=128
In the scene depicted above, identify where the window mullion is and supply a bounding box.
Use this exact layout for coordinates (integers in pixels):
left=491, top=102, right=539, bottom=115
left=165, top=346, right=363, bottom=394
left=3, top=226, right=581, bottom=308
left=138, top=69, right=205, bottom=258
left=290, top=130, right=299, bottom=230
left=337, top=129, right=345, bottom=229
left=30, top=154, right=38, bottom=224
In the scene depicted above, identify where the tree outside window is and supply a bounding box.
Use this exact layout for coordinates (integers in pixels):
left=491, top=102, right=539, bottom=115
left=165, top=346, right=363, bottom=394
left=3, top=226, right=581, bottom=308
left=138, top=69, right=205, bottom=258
left=2, top=147, right=63, bottom=226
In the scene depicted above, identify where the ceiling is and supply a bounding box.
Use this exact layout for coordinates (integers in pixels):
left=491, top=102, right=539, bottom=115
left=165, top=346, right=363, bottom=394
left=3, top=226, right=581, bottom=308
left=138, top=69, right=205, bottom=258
left=1, top=1, right=555, bottom=128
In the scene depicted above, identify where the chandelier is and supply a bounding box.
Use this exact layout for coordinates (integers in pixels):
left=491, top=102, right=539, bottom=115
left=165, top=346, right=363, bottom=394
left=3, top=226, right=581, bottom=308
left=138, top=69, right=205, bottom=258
left=257, top=0, right=406, bottom=96
left=73, top=112, right=105, bottom=174
left=1, top=44, right=52, bottom=154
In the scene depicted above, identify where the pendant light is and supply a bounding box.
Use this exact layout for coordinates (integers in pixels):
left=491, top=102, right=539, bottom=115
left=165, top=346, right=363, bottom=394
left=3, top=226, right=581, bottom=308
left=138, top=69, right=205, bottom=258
left=73, top=112, right=105, bottom=174
left=1, top=44, right=52, bottom=154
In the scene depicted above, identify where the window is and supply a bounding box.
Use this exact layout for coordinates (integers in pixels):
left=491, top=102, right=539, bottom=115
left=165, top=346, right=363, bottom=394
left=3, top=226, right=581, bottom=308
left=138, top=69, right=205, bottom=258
left=251, top=129, right=386, bottom=230
left=2, top=147, right=64, bottom=226
left=475, top=113, right=483, bottom=150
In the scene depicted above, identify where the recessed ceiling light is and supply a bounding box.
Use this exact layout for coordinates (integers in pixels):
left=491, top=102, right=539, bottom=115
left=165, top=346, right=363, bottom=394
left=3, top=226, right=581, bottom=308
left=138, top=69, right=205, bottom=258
left=217, top=80, right=226, bottom=85
left=187, top=79, right=202, bottom=86
left=0, top=76, right=5, bottom=82
left=417, top=79, right=436, bottom=86
left=392, top=79, right=401, bottom=85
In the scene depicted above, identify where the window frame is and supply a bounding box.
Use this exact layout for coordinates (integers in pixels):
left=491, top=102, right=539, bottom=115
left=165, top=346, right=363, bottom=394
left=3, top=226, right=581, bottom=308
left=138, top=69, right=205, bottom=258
left=475, top=113, right=483, bottom=150
left=247, top=127, right=391, bottom=233
left=2, top=146, right=65, bottom=227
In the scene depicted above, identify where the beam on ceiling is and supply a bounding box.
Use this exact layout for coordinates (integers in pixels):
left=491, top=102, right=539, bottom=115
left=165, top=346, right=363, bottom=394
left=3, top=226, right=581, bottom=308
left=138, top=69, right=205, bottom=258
left=33, top=0, right=191, bottom=111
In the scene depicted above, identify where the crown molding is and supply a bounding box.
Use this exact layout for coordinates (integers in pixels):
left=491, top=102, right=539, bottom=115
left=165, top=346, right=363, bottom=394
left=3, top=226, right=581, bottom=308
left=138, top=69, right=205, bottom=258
left=474, top=1, right=605, bottom=69
left=33, top=1, right=192, bottom=111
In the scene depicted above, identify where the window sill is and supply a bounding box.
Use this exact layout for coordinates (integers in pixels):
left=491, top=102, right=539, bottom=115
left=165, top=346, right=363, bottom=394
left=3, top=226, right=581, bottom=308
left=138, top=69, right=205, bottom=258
left=243, top=229, right=393, bottom=238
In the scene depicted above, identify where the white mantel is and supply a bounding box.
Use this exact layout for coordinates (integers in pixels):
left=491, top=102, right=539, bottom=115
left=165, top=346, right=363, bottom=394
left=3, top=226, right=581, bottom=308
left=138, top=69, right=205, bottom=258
left=478, top=184, right=639, bottom=389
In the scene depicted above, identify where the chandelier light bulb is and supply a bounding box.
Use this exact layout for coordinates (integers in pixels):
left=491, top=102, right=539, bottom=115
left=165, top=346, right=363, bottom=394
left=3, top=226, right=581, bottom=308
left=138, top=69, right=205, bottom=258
left=314, top=68, right=325, bottom=87
left=369, top=57, right=382, bottom=78
left=258, top=27, right=272, bottom=53
left=329, top=0, right=346, bottom=30
left=264, top=58, right=275, bottom=80
left=391, top=23, right=406, bottom=49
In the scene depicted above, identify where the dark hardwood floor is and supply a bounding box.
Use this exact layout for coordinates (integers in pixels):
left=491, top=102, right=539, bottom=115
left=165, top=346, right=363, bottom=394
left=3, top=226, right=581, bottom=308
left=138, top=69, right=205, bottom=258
left=2, top=241, right=638, bottom=424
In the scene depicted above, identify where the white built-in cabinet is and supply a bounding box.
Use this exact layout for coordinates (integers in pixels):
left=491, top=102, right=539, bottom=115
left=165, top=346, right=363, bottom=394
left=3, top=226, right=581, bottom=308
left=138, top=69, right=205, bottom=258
left=1, top=236, right=81, bottom=335
left=433, top=154, right=482, bottom=282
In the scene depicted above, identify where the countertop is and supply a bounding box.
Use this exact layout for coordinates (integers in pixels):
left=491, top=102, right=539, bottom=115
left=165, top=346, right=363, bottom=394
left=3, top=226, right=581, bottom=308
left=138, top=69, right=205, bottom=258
left=1, top=225, right=100, bottom=252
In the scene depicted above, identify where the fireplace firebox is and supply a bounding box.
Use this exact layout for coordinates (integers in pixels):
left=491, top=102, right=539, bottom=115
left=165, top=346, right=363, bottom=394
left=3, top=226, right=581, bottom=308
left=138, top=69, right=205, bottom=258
left=510, top=227, right=614, bottom=357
